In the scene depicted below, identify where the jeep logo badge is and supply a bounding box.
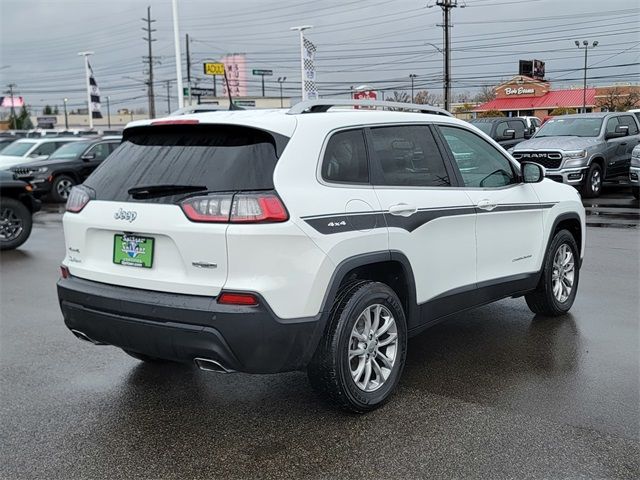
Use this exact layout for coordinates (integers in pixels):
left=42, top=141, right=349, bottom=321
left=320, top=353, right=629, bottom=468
left=114, top=208, right=138, bottom=222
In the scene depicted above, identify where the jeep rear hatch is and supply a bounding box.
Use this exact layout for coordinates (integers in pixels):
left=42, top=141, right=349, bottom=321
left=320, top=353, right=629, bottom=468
left=63, top=124, right=289, bottom=296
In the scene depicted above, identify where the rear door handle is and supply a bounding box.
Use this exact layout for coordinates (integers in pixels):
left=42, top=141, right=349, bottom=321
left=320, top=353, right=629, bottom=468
left=388, top=203, right=417, bottom=217
left=477, top=199, right=497, bottom=211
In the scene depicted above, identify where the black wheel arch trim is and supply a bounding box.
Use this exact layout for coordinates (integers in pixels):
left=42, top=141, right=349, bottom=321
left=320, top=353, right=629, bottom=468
left=546, top=211, right=583, bottom=263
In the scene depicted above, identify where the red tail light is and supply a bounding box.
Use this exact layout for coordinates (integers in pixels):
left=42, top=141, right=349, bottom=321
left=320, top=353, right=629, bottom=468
left=66, top=186, right=91, bottom=213
left=181, top=191, right=288, bottom=223
left=217, top=292, right=259, bottom=306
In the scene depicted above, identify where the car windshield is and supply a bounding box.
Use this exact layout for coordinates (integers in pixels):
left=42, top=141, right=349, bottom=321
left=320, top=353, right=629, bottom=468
left=470, top=122, right=493, bottom=135
left=1, top=141, right=37, bottom=157
left=535, top=117, right=603, bottom=137
left=49, top=141, right=90, bottom=160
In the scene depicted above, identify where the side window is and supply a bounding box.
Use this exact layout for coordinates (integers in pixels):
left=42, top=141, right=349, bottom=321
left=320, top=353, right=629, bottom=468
left=321, top=129, right=368, bottom=184
left=618, top=115, right=639, bottom=135
left=33, top=142, right=57, bottom=156
left=86, top=143, right=111, bottom=161
left=107, top=142, right=120, bottom=153
left=533, top=118, right=541, bottom=128
left=368, top=125, right=450, bottom=187
left=508, top=120, right=526, bottom=138
left=605, top=117, right=619, bottom=135
left=438, top=126, right=517, bottom=188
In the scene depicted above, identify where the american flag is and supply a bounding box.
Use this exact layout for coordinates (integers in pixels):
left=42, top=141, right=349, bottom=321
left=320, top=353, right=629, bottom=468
left=88, top=62, right=103, bottom=119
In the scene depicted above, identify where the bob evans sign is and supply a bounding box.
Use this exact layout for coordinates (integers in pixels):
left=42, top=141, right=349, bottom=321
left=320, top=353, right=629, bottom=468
left=505, top=86, right=535, bottom=95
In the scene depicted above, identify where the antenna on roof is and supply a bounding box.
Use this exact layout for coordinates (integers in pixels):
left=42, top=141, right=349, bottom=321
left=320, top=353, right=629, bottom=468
left=223, top=67, right=243, bottom=110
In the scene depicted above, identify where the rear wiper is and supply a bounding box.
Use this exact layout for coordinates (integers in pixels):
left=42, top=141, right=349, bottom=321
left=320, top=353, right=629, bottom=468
left=127, top=184, right=207, bottom=199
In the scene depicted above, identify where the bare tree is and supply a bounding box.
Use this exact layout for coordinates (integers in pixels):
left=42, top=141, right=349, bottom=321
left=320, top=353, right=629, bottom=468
left=474, top=85, right=496, bottom=104
left=596, top=86, right=640, bottom=112
left=387, top=91, right=410, bottom=103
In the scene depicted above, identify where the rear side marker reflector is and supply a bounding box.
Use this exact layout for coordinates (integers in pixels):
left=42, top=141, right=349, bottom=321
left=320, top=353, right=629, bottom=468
left=217, top=292, right=259, bottom=306
left=60, top=265, right=70, bottom=279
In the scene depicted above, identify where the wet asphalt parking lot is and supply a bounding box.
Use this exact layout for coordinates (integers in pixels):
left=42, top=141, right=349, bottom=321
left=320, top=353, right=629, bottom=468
left=1, top=188, right=638, bottom=479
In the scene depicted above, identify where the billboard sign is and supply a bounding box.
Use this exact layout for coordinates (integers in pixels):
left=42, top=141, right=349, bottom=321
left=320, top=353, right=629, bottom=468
left=203, top=63, right=225, bottom=76
left=0, top=96, right=25, bottom=108
left=221, top=54, right=247, bottom=97
left=519, top=59, right=545, bottom=80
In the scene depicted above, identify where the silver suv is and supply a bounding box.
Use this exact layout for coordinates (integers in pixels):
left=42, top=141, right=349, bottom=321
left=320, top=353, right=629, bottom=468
left=511, top=112, right=640, bottom=197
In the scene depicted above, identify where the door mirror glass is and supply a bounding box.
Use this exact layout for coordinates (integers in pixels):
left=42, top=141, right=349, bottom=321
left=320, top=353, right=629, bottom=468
left=522, top=162, right=545, bottom=183
left=615, top=125, right=629, bottom=136
left=81, top=153, right=96, bottom=161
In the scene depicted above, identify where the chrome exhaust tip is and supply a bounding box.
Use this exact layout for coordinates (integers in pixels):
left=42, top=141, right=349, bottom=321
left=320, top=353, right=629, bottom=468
left=194, top=357, right=234, bottom=374
left=70, top=329, right=104, bottom=345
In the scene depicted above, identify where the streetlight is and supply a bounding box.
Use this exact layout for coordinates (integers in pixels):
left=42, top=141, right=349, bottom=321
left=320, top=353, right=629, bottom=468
left=409, top=74, right=417, bottom=102
left=63, top=98, right=68, bottom=129
left=277, top=77, right=287, bottom=108
left=575, top=40, right=598, bottom=113
left=106, top=95, right=111, bottom=129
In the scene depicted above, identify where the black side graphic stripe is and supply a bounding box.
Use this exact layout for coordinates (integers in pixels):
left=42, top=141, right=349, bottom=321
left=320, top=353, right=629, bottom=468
left=302, top=203, right=557, bottom=235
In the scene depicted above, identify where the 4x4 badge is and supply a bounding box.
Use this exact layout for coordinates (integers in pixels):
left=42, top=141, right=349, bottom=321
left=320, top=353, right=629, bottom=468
left=114, top=208, right=137, bottom=222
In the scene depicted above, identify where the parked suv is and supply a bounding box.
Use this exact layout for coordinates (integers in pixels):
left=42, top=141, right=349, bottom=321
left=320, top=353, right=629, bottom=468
left=511, top=112, right=640, bottom=197
left=0, top=137, right=81, bottom=170
left=0, top=170, right=41, bottom=250
left=57, top=100, right=585, bottom=412
left=11, top=136, right=121, bottom=202
left=468, top=117, right=529, bottom=149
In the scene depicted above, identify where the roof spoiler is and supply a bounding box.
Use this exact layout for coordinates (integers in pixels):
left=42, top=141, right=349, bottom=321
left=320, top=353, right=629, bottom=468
left=287, top=99, right=452, bottom=117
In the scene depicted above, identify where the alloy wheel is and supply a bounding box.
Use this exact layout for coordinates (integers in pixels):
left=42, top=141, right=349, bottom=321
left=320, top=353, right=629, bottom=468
left=0, top=207, right=24, bottom=242
left=348, top=304, right=398, bottom=392
left=57, top=179, right=74, bottom=200
left=591, top=169, right=601, bottom=193
left=552, top=243, right=575, bottom=303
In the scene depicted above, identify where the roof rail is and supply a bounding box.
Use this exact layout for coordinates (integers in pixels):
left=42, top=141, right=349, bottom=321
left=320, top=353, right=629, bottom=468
left=287, top=99, right=452, bottom=117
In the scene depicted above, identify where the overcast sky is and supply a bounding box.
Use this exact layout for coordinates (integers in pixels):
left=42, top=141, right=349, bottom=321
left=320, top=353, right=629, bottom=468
left=1, top=0, right=639, bottom=114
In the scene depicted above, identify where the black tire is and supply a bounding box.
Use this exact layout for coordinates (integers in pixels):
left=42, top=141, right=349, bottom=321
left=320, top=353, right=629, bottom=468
left=633, top=186, right=639, bottom=200
left=581, top=163, right=602, bottom=198
left=525, top=229, right=580, bottom=316
left=307, top=281, right=407, bottom=413
left=123, top=349, right=168, bottom=363
left=50, top=175, right=76, bottom=203
left=0, top=197, right=33, bottom=251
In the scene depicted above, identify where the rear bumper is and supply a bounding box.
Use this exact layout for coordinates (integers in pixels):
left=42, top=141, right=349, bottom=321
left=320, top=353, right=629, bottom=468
left=57, top=276, right=325, bottom=374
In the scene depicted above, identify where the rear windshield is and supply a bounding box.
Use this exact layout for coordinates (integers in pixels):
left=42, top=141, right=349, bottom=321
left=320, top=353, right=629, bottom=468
left=84, top=124, right=288, bottom=203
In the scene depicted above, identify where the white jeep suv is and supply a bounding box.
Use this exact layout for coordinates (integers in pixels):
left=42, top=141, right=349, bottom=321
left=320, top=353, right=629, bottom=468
left=58, top=100, right=585, bottom=412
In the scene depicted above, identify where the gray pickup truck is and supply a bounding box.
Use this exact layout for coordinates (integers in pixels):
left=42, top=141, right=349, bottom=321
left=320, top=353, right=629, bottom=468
left=511, top=112, right=640, bottom=197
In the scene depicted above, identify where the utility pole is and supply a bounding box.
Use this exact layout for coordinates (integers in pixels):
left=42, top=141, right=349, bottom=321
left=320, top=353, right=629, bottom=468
left=186, top=33, right=192, bottom=104
left=409, top=74, right=417, bottom=102
left=106, top=96, right=111, bottom=128
left=6, top=83, right=17, bottom=129
left=575, top=40, right=598, bottom=113
left=166, top=80, right=171, bottom=113
left=142, top=6, right=157, bottom=118
left=432, top=0, right=462, bottom=112
left=78, top=51, right=94, bottom=129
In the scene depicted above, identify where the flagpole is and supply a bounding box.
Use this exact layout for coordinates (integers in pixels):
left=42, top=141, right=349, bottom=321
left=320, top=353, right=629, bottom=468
left=78, top=51, right=94, bottom=129
left=171, top=0, right=184, bottom=109
left=290, top=26, right=312, bottom=101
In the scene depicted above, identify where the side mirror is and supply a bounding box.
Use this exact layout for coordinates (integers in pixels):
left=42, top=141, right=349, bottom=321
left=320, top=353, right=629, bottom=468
left=605, top=125, right=629, bottom=139
left=81, top=153, right=96, bottom=161
left=499, top=129, right=516, bottom=140
left=522, top=162, right=545, bottom=183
